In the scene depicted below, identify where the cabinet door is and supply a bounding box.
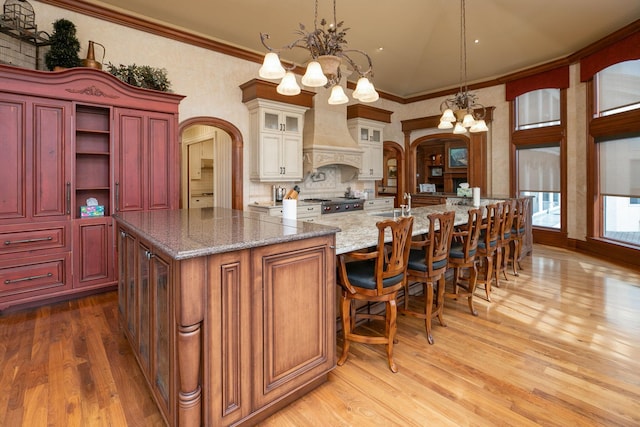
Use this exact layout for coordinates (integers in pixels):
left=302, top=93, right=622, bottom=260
left=116, top=110, right=145, bottom=212
left=205, top=251, right=252, bottom=425
left=151, top=250, right=172, bottom=419
left=33, top=99, right=72, bottom=220
left=251, top=236, right=335, bottom=408
left=73, top=217, right=114, bottom=288
left=115, top=109, right=176, bottom=211
left=280, top=134, right=303, bottom=180
left=0, top=96, right=26, bottom=221
left=147, top=113, right=175, bottom=210
left=117, top=227, right=136, bottom=327
left=360, top=142, right=383, bottom=180
left=259, top=132, right=283, bottom=180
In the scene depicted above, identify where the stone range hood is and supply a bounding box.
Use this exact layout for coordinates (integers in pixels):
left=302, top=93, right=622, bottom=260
left=302, top=94, right=363, bottom=175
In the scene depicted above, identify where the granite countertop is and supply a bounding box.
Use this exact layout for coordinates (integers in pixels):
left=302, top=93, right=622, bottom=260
left=314, top=203, right=488, bottom=255
left=113, top=207, right=339, bottom=260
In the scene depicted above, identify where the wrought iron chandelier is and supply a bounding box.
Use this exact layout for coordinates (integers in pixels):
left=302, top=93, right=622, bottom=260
left=438, top=0, right=488, bottom=133
left=258, top=0, right=378, bottom=105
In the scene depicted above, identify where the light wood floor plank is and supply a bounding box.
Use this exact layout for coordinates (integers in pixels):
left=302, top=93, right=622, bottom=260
left=0, top=244, right=639, bottom=426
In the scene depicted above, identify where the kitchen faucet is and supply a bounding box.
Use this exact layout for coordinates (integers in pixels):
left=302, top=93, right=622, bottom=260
left=403, top=192, right=411, bottom=215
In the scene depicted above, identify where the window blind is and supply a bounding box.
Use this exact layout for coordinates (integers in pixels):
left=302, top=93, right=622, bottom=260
left=599, top=137, right=640, bottom=197
left=517, top=146, right=560, bottom=192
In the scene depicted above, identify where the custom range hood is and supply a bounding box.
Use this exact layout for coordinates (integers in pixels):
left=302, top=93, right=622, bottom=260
left=302, top=91, right=363, bottom=175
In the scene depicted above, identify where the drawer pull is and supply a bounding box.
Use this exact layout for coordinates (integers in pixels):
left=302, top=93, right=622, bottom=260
left=4, top=236, right=53, bottom=245
left=5, top=272, right=53, bottom=284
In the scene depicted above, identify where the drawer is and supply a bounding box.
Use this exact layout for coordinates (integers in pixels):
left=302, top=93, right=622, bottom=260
left=363, top=198, right=394, bottom=210
left=0, top=224, right=69, bottom=257
left=0, top=253, right=71, bottom=300
left=191, top=197, right=213, bottom=208
left=297, top=204, right=321, bottom=219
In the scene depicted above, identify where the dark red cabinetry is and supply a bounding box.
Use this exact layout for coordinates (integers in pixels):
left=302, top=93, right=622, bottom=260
left=0, top=64, right=183, bottom=311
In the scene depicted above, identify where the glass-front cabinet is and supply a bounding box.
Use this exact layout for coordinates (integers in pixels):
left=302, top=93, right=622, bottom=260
left=246, top=99, right=309, bottom=181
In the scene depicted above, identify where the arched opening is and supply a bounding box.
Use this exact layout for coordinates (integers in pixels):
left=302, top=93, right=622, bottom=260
left=379, top=141, right=405, bottom=207
left=410, top=133, right=470, bottom=194
left=179, top=117, right=243, bottom=210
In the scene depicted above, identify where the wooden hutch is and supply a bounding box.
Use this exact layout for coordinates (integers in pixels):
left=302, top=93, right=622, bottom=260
left=0, top=64, right=184, bottom=311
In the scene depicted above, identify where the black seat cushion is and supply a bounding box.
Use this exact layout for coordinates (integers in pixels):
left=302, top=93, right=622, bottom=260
left=449, top=242, right=476, bottom=259
left=345, top=260, right=404, bottom=290
left=477, top=238, right=497, bottom=250
left=407, top=249, right=447, bottom=272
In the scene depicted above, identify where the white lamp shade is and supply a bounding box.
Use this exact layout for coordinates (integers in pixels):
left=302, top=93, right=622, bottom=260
left=301, top=61, right=328, bottom=87
left=440, top=108, right=456, bottom=122
left=453, top=122, right=467, bottom=134
left=328, top=85, right=349, bottom=105
left=352, top=77, right=375, bottom=100
left=470, top=119, right=488, bottom=133
left=259, top=52, right=286, bottom=79
left=276, top=72, right=301, bottom=96
left=438, top=119, right=454, bottom=129
left=358, top=86, right=379, bottom=103
left=462, top=113, right=476, bottom=128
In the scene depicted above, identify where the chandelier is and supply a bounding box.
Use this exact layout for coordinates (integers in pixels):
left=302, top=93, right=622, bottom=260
left=438, top=0, right=488, bottom=133
left=258, top=0, right=378, bottom=105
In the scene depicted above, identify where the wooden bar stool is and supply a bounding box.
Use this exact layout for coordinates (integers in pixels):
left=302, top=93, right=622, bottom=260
left=401, top=211, right=455, bottom=344
left=445, top=208, right=482, bottom=316
left=495, top=199, right=516, bottom=285
left=475, top=203, right=500, bottom=301
left=336, top=216, right=414, bottom=373
left=509, top=197, right=529, bottom=276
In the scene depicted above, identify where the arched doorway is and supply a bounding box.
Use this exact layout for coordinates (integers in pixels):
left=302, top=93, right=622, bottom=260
left=410, top=133, right=470, bottom=194
left=179, top=117, right=243, bottom=210
left=379, top=141, right=405, bottom=207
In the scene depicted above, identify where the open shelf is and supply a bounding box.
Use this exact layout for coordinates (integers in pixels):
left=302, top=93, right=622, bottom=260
left=75, top=105, right=111, bottom=219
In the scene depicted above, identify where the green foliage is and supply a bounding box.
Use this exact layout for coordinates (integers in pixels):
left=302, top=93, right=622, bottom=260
left=105, top=63, right=172, bottom=92
left=45, top=18, right=82, bottom=70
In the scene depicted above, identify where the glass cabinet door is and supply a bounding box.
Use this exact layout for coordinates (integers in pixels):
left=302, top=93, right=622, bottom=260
left=284, top=114, right=299, bottom=134
left=153, top=253, right=171, bottom=407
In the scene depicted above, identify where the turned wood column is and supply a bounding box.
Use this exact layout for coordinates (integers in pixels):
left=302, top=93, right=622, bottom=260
left=176, top=257, right=206, bottom=427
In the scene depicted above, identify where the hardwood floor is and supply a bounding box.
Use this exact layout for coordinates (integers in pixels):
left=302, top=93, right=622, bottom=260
left=1, top=244, right=639, bottom=426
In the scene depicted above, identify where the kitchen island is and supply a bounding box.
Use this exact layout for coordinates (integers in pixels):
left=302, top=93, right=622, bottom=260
left=313, top=203, right=489, bottom=254
left=114, top=208, right=339, bottom=427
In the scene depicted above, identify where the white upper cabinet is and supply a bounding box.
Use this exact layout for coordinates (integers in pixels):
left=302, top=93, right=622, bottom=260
left=246, top=99, right=308, bottom=182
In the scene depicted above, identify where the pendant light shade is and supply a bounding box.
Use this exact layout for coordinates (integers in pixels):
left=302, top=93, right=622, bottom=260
left=440, top=108, right=456, bottom=122
left=438, top=120, right=454, bottom=129
left=352, top=77, right=375, bottom=101
left=301, top=61, right=328, bottom=87
left=328, top=85, right=349, bottom=105
left=259, top=52, right=286, bottom=79
left=453, top=122, right=467, bottom=134
left=276, top=72, right=301, bottom=96
left=461, top=113, right=476, bottom=128
left=470, top=119, right=488, bottom=133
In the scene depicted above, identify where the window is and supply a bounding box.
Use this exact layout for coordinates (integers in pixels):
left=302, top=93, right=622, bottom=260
left=595, top=60, right=640, bottom=117
left=518, top=146, right=561, bottom=229
left=512, top=87, right=564, bottom=237
left=515, top=89, right=561, bottom=130
left=598, top=136, right=640, bottom=245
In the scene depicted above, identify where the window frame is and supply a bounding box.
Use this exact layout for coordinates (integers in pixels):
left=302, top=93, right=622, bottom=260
left=585, top=56, right=640, bottom=260
left=510, top=88, right=568, bottom=246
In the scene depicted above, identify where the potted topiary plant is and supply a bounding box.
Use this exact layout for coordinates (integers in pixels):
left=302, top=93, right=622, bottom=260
left=45, top=18, right=82, bottom=71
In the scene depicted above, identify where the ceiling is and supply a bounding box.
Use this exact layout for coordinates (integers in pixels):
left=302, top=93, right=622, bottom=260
left=85, top=0, right=640, bottom=98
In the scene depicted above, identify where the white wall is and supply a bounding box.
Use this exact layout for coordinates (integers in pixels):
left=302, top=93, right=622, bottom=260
left=31, top=2, right=586, bottom=241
